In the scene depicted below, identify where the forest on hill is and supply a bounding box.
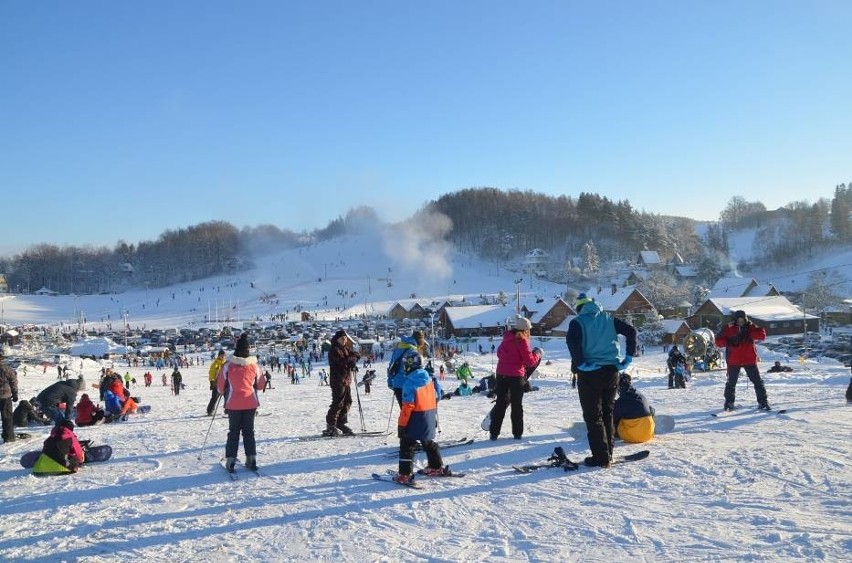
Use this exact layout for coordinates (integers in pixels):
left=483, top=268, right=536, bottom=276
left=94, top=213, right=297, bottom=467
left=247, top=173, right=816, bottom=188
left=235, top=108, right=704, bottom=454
left=1, top=184, right=849, bottom=296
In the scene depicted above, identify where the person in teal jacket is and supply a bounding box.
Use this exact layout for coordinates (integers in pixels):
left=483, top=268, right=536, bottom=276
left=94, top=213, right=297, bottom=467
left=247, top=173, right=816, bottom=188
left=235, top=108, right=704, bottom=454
left=387, top=331, right=427, bottom=407
left=566, top=293, right=637, bottom=468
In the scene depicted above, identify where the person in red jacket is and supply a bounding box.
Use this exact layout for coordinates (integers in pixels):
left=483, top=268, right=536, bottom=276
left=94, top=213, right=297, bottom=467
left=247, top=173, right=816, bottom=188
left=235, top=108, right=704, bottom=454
left=217, top=333, right=264, bottom=472
left=489, top=315, right=542, bottom=440
left=74, top=393, right=105, bottom=426
left=715, top=310, right=770, bottom=411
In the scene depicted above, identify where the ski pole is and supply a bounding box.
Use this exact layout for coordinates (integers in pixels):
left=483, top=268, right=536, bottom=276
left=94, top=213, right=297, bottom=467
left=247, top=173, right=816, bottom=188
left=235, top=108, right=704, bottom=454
left=384, top=392, right=396, bottom=434
left=352, top=369, right=367, bottom=432
left=198, top=394, right=223, bottom=461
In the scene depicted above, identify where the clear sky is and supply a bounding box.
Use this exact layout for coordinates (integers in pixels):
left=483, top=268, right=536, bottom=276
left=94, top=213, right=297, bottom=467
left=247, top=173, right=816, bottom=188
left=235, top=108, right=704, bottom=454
left=2, top=1, right=850, bottom=256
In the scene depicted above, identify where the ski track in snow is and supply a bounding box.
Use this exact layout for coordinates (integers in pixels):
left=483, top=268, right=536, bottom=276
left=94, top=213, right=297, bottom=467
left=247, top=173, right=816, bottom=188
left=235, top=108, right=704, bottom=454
left=1, top=344, right=851, bottom=561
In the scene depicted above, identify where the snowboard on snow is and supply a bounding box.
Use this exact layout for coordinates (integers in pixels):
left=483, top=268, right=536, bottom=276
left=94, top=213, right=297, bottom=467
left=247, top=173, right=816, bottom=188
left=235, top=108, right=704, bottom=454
left=20, top=444, right=113, bottom=469
left=514, top=449, right=650, bottom=473
left=566, top=415, right=675, bottom=442
left=480, top=353, right=543, bottom=431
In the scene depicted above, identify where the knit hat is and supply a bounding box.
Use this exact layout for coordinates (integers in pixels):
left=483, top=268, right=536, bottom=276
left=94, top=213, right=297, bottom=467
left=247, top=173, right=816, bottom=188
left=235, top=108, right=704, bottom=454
left=512, top=315, right=532, bottom=331
left=333, top=330, right=351, bottom=345
left=217, top=349, right=226, bottom=357
left=234, top=333, right=251, bottom=358
left=575, top=293, right=594, bottom=312
left=734, top=310, right=748, bottom=322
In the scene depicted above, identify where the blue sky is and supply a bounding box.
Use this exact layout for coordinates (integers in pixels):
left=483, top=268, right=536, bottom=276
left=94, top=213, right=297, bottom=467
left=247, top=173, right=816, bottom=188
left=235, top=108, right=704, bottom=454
left=2, top=1, right=850, bottom=255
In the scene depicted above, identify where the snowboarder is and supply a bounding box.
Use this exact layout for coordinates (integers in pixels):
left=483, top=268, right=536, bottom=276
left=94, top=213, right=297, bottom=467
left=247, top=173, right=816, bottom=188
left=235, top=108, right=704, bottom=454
left=767, top=361, right=793, bottom=373
left=566, top=293, right=637, bottom=468
left=13, top=398, right=50, bottom=428
left=32, top=419, right=85, bottom=475
left=74, top=393, right=105, bottom=426
left=489, top=315, right=542, bottom=441
left=217, top=333, right=264, bottom=472
left=456, top=361, right=472, bottom=385
left=613, top=373, right=655, bottom=443
left=714, top=310, right=770, bottom=411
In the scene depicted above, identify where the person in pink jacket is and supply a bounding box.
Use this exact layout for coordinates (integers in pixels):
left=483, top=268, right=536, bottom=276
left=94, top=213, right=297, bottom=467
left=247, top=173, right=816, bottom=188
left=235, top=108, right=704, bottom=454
left=489, top=315, right=542, bottom=440
left=217, top=333, right=264, bottom=472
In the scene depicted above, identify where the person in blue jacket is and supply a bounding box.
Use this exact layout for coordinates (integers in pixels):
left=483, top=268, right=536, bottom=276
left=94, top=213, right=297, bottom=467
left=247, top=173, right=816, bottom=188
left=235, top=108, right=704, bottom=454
left=387, top=331, right=427, bottom=407
left=392, top=344, right=449, bottom=484
left=566, top=293, right=637, bottom=468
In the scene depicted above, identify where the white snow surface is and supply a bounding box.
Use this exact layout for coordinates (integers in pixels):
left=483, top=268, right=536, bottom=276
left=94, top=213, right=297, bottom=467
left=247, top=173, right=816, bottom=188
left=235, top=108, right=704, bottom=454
left=1, top=343, right=851, bottom=562
left=0, top=232, right=851, bottom=561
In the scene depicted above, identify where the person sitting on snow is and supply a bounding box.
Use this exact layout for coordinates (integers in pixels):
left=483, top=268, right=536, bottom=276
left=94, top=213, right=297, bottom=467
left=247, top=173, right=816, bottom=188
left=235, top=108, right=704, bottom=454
left=32, top=419, right=85, bottom=475
left=613, top=373, right=656, bottom=444
left=75, top=393, right=105, bottom=426
left=767, top=361, right=793, bottom=373
left=13, top=398, right=51, bottom=428
left=104, top=389, right=138, bottom=422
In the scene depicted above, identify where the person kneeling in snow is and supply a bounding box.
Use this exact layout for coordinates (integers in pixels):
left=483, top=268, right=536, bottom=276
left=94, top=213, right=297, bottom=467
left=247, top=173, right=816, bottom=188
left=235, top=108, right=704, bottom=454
left=613, top=373, right=656, bottom=444
left=32, top=419, right=85, bottom=475
left=103, top=389, right=138, bottom=422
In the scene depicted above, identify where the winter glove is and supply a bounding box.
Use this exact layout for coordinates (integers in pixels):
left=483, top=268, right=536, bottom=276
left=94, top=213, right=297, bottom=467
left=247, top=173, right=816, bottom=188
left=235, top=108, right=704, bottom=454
left=617, top=356, right=633, bottom=371
left=12, top=394, right=18, bottom=402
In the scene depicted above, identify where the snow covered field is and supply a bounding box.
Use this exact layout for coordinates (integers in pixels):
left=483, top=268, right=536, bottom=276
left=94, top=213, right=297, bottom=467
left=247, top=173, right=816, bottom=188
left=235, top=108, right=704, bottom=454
left=1, top=339, right=850, bottom=562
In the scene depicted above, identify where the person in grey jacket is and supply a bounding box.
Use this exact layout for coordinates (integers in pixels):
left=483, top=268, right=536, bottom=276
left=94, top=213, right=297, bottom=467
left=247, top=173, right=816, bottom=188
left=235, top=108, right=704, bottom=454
left=36, top=376, right=85, bottom=426
left=0, top=352, right=20, bottom=442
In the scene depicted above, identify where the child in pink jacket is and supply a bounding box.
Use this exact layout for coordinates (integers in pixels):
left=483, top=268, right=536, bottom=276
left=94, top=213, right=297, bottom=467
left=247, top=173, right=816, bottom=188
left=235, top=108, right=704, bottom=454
left=217, top=334, right=264, bottom=472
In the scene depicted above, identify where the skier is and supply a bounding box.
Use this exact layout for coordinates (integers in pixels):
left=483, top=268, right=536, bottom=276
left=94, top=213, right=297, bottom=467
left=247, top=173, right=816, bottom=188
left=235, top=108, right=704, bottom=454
left=613, top=373, right=655, bottom=443
left=387, top=331, right=426, bottom=407
left=392, top=340, right=450, bottom=484
left=217, top=333, right=264, bottom=472
left=489, top=315, right=541, bottom=441
left=566, top=293, right=637, bottom=468
left=171, top=367, right=183, bottom=396
left=456, top=361, right=472, bottom=385
left=0, top=351, right=19, bottom=443
left=714, top=310, right=770, bottom=411
left=666, top=346, right=687, bottom=389
left=323, top=330, right=360, bottom=436
left=207, top=350, right=226, bottom=415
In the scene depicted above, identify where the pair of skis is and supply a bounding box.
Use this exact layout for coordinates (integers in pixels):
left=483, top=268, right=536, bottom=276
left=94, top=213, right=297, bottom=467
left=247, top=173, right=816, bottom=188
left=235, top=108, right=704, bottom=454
left=372, top=468, right=465, bottom=489
left=513, top=449, right=650, bottom=473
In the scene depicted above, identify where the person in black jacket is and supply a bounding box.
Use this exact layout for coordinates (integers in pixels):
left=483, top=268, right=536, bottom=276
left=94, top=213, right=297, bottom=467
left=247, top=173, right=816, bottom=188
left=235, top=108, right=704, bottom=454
left=666, top=346, right=687, bottom=389
left=0, top=353, right=19, bottom=443
left=13, top=398, right=50, bottom=427
left=323, top=331, right=360, bottom=436
left=36, top=376, right=85, bottom=426
left=613, top=373, right=655, bottom=443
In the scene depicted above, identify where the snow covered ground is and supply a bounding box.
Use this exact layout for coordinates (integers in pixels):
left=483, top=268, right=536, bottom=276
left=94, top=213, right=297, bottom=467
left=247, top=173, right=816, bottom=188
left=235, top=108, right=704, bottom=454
left=1, top=338, right=850, bottom=562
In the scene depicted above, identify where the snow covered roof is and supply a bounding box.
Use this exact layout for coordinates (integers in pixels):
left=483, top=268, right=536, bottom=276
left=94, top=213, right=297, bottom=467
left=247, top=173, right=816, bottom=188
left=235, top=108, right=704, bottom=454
left=444, top=304, right=517, bottom=329
left=662, top=319, right=690, bottom=334
left=587, top=285, right=651, bottom=312
left=709, top=296, right=819, bottom=322
left=708, top=276, right=769, bottom=298
left=673, top=265, right=698, bottom=278
left=638, top=251, right=662, bottom=265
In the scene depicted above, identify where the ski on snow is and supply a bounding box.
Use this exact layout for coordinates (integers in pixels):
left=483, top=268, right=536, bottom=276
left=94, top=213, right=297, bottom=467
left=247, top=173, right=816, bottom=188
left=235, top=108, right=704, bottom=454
left=296, top=431, right=389, bottom=442
left=382, top=437, right=474, bottom=458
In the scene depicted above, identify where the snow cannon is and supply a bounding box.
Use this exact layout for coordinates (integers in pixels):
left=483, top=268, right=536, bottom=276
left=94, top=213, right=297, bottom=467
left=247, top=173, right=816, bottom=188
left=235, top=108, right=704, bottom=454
left=684, top=328, right=715, bottom=359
